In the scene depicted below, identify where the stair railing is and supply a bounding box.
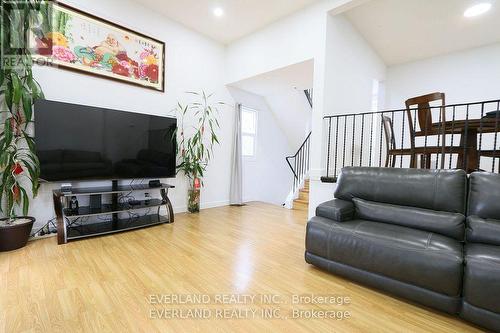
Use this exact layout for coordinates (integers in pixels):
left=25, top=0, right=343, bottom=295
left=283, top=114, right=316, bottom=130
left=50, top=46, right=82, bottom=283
left=286, top=132, right=312, bottom=193
left=304, top=89, right=313, bottom=108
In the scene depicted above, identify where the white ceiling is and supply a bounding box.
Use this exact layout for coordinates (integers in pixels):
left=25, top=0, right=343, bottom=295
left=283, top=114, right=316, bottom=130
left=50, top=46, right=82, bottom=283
left=133, top=0, right=320, bottom=44
left=344, top=0, right=500, bottom=66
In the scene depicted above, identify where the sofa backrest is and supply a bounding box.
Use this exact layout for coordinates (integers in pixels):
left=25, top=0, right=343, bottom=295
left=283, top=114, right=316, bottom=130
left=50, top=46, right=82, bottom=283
left=466, top=172, right=500, bottom=246
left=335, top=167, right=467, bottom=214
left=468, top=172, right=500, bottom=220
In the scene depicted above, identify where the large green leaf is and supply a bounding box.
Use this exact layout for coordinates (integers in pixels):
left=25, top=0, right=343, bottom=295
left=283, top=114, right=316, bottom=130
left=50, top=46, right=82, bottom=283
left=4, top=117, right=13, bottom=149
left=22, top=90, right=33, bottom=125
left=5, top=81, right=13, bottom=111
left=19, top=186, right=29, bottom=216
left=11, top=72, right=22, bottom=104
left=9, top=9, right=22, bottom=49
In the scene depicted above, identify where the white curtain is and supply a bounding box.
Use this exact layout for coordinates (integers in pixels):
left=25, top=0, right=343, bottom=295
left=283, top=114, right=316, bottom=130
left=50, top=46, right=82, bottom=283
left=230, top=103, right=243, bottom=205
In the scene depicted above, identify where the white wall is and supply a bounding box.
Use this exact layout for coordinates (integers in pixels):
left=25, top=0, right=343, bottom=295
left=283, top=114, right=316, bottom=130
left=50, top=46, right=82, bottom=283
left=225, top=0, right=384, bottom=218
left=30, top=0, right=234, bottom=230
left=385, top=43, right=500, bottom=108
left=225, top=0, right=364, bottom=84
left=265, top=89, right=313, bottom=150
left=230, top=60, right=314, bottom=150
left=228, top=87, right=293, bottom=206
left=323, top=14, right=386, bottom=115
left=308, top=13, right=387, bottom=218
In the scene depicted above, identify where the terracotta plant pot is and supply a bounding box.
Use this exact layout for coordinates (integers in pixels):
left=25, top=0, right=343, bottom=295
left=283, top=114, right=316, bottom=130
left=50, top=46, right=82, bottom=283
left=0, top=217, right=35, bottom=252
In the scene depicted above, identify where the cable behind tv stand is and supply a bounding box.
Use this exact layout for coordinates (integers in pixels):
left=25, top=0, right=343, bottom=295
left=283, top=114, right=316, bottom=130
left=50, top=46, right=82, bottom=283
left=52, top=182, right=175, bottom=245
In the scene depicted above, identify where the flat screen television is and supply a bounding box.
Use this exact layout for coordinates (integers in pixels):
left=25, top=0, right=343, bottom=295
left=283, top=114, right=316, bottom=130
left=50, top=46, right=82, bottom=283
left=34, top=100, right=177, bottom=182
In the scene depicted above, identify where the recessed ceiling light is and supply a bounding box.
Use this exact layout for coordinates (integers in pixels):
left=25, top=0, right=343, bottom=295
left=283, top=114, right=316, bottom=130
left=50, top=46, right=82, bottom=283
left=464, top=3, right=492, bottom=17
left=213, top=7, right=224, bottom=17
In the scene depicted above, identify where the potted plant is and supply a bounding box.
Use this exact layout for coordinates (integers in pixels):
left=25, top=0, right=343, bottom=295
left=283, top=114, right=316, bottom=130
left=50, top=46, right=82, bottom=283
left=0, top=1, right=48, bottom=251
left=174, top=92, right=222, bottom=213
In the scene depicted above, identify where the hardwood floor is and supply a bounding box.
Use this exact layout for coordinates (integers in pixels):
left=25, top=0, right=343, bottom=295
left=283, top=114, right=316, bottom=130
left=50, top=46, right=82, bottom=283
left=0, top=203, right=483, bottom=332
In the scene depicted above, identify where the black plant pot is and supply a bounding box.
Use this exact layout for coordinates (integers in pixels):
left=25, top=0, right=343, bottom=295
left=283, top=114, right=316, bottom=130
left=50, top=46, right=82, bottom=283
left=0, top=217, right=35, bottom=252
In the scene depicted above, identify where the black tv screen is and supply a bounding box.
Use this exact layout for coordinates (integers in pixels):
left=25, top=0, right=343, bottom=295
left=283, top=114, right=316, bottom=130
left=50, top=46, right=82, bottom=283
left=34, top=100, right=177, bottom=182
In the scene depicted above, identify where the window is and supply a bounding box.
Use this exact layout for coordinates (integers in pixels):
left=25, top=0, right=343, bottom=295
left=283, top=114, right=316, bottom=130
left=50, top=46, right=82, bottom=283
left=241, top=107, right=257, bottom=157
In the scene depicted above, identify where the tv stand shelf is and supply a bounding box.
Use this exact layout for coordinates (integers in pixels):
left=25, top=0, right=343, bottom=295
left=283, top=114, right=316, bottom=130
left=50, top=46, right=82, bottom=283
left=53, top=183, right=174, bottom=244
left=63, top=199, right=165, bottom=218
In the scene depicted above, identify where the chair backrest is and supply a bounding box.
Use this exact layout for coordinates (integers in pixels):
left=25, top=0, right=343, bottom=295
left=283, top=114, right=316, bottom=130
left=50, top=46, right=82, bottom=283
left=405, top=92, right=446, bottom=147
left=382, top=115, right=396, bottom=151
left=382, top=116, right=397, bottom=167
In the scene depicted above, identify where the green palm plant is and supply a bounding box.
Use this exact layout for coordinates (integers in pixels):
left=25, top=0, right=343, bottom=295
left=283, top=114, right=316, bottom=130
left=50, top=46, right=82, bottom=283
left=174, top=91, right=222, bottom=212
left=0, top=1, right=49, bottom=223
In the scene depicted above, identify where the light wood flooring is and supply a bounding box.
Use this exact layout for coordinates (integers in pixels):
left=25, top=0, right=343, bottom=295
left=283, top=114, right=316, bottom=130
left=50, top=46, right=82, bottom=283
left=0, top=203, right=484, bottom=332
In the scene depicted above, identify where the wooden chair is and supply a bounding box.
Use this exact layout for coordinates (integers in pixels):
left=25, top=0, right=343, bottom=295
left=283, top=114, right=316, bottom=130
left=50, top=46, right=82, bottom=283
left=382, top=115, right=414, bottom=167
left=405, top=93, right=463, bottom=169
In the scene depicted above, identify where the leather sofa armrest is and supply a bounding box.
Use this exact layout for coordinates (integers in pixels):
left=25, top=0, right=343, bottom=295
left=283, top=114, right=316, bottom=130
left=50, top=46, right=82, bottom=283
left=467, top=216, right=500, bottom=246
left=316, top=199, right=354, bottom=222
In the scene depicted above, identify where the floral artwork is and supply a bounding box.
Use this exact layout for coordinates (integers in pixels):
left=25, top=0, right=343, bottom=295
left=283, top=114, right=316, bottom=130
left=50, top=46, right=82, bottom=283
left=31, top=3, right=165, bottom=92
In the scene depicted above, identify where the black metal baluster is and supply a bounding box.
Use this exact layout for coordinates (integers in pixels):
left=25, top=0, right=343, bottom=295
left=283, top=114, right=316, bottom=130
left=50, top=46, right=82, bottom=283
left=334, top=117, right=339, bottom=179
left=478, top=103, right=485, bottom=171
left=294, top=158, right=297, bottom=190
left=379, top=113, right=384, bottom=167
left=351, top=115, right=356, bottom=166
left=360, top=114, right=365, bottom=166
left=305, top=138, right=308, bottom=174
left=342, top=116, right=347, bottom=168
left=493, top=102, right=500, bottom=173
left=400, top=111, right=406, bottom=168
left=326, top=118, right=332, bottom=178
left=369, top=113, right=374, bottom=167
left=391, top=111, right=395, bottom=166
left=413, top=108, right=417, bottom=168
left=423, top=107, right=429, bottom=169
left=299, top=148, right=303, bottom=185
left=308, top=136, right=311, bottom=171
left=297, top=151, right=301, bottom=186
left=449, top=106, right=456, bottom=169
left=436, top=105, right=443, bottom=169
left=463, top=106, right=470, bottom=171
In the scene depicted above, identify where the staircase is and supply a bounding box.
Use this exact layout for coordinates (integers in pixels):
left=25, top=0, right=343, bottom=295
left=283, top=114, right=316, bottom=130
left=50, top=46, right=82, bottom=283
left=293, top=179, right=309, bottom=211
left=284, top=89, right=313, bottom=211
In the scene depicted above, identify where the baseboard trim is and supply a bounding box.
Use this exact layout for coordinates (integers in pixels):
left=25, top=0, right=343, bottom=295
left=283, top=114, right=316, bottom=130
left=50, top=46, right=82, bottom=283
left=173, top=200, right=230, bottom=213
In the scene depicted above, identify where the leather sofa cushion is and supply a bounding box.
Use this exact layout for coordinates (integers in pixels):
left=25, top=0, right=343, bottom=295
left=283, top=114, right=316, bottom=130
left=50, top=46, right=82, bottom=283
left=468, top=172, right=500, bottom=220
left=467, top=216, right=500, bottom=246
left=316, top=199, right=354, bottom=222
left=463, top=244, right=500, bottom=314
left=353, top=198, right=465, bottom=240
left=335, top=167, right=467, bottom=214
left=306, top=217, right=463, bottom=296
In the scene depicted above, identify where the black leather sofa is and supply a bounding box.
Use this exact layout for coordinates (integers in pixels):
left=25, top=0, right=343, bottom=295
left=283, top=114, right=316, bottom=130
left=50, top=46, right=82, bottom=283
left=461, top=172, right=500, bottom=331
left=306, top=167, right=500, bottom=331
left=306, top=167, right=468, bottom=314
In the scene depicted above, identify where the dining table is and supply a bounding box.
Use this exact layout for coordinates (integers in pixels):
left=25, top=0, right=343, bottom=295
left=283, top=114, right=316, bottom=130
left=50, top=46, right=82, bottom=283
left=415, top=116, right=500, bottom=173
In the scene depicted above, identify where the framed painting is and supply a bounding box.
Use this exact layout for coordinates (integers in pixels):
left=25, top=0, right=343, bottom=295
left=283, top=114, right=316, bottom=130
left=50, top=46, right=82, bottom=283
left=31, top=2, right=165, bottom=92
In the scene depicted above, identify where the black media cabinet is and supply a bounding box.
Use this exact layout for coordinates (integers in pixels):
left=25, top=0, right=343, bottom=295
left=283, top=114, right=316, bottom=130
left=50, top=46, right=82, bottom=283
left=53, top=182, right=174, bottom=244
